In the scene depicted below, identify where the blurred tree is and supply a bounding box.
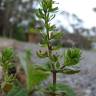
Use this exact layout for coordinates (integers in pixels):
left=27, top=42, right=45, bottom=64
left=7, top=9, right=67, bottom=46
left=54, top=11, right=92, bottom=49
left=0, top=0, right=41, bottom=40
left=59, top=11, right=85, bottom=34
left=59, top=10, right=96, bottom=37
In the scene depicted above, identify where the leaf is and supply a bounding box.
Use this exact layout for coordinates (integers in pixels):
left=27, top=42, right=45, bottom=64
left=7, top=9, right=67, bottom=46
left=1, top=48, right=14, bottom=64
left=62, top=68, right=80, bottom=75
left=46, top=83, right=76, bottom=96
left=49, top=7, right=58, bottom=12
left=50, top=55, right=58, bottom=62
left=64, top=48, right=81, bottom=66
left=36, top=50, right=48, bottom=58
left=51, top=32, right=63, bottom=40
left=49, top=25, right=56, bottom=31
left=49, top=14, right=55, bottom=21
left=27, top=64, right=50, bottom=91
left=55, top=62, right=60, bottom=69
left=25, top=49, right=32, bottom=60
left=38, top=9, right=44, bottom=18
left=36, top=8, right=45, bottom=19
left=51, top=45, right=61, bottom=51
left=19, top=53, right=50, bottom=91
left=34, top=63, right=52, bottom=72
left=7, top=85, right=28, bottom=96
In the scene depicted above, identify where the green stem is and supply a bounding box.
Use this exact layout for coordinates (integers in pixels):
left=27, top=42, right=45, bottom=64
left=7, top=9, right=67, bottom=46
left=44, top=10, right=56, bottom=96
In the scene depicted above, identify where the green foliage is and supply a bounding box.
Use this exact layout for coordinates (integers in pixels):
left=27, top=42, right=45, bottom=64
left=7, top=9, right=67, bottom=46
left=27, top=64, right=50, bottom=91
left=50, top=32, right=63, bottom=40
left=60, top=68, right=80, bottom=75
left=17, top=0, right=82, bottom=95
left=37, top=0, right=58, bottom=35
left=36, top=50, right=48, bottom=58
left=29, top=28, right=40, bottom=33
left=34, top=63, right=51, bottom=72
left=64, top=48, right=81, bottom=66
left=14, top=25, right=26, bottom=41
left=28, top=0, right=82, bottom=95
left=0, top=48, right=16, bottom=94
left=1, top=48, right=14, bottom=62
left=0, top=48, right=15, bottom=74
left=19, top=50, right=50, bottom=92
left=37, top=0, right=58, bottom=19
left=0, top=0, right=82, bottom=95
left=46, top=83, right=76, bottom=96
left=7, top=81, right=28, bottom=96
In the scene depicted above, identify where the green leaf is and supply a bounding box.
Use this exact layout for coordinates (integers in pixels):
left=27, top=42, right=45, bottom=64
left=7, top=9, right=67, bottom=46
left=55, top=62, right=60, bottom=69
left=25, top=49, right=32, bottom=60
left=0, top=48, right=15, bottom=74
left=49, top=14, right=55, bottom=21
left=19, top=54, right=50, bottom=91
left=34, top=63, right=52, bottom=72
left=41, top=33, right=48, bottom=45
left=51, top=32, right=63, bottom=39
left=36, top=50, right=48, bottom=58
left=7, top=85, right=28, bottom=96
left=51, top=45, right=61, bottom=51
left=39, top=9, right=44, bottom=18
left=41, top=0, right=48, bottom=13
left=49, top=24, right=56, bottom=31
left=49, top=7, right=58, bottom=12
left=46, top=83, right=76, bottom=96
left=27, top=64, right=50, bottom=91
left=50, top=55, right=58, bottom=62
left=62, top=68, right=80, bottom=75
left=64, top=48, right=81, bottom=66
left=1, top=48, right=14, bottom=63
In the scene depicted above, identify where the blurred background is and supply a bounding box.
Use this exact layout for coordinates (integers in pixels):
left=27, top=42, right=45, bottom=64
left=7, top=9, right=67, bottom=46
left=1, top=0, right=96, bottom=96
left=1, top=0, right=96, bottom=49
